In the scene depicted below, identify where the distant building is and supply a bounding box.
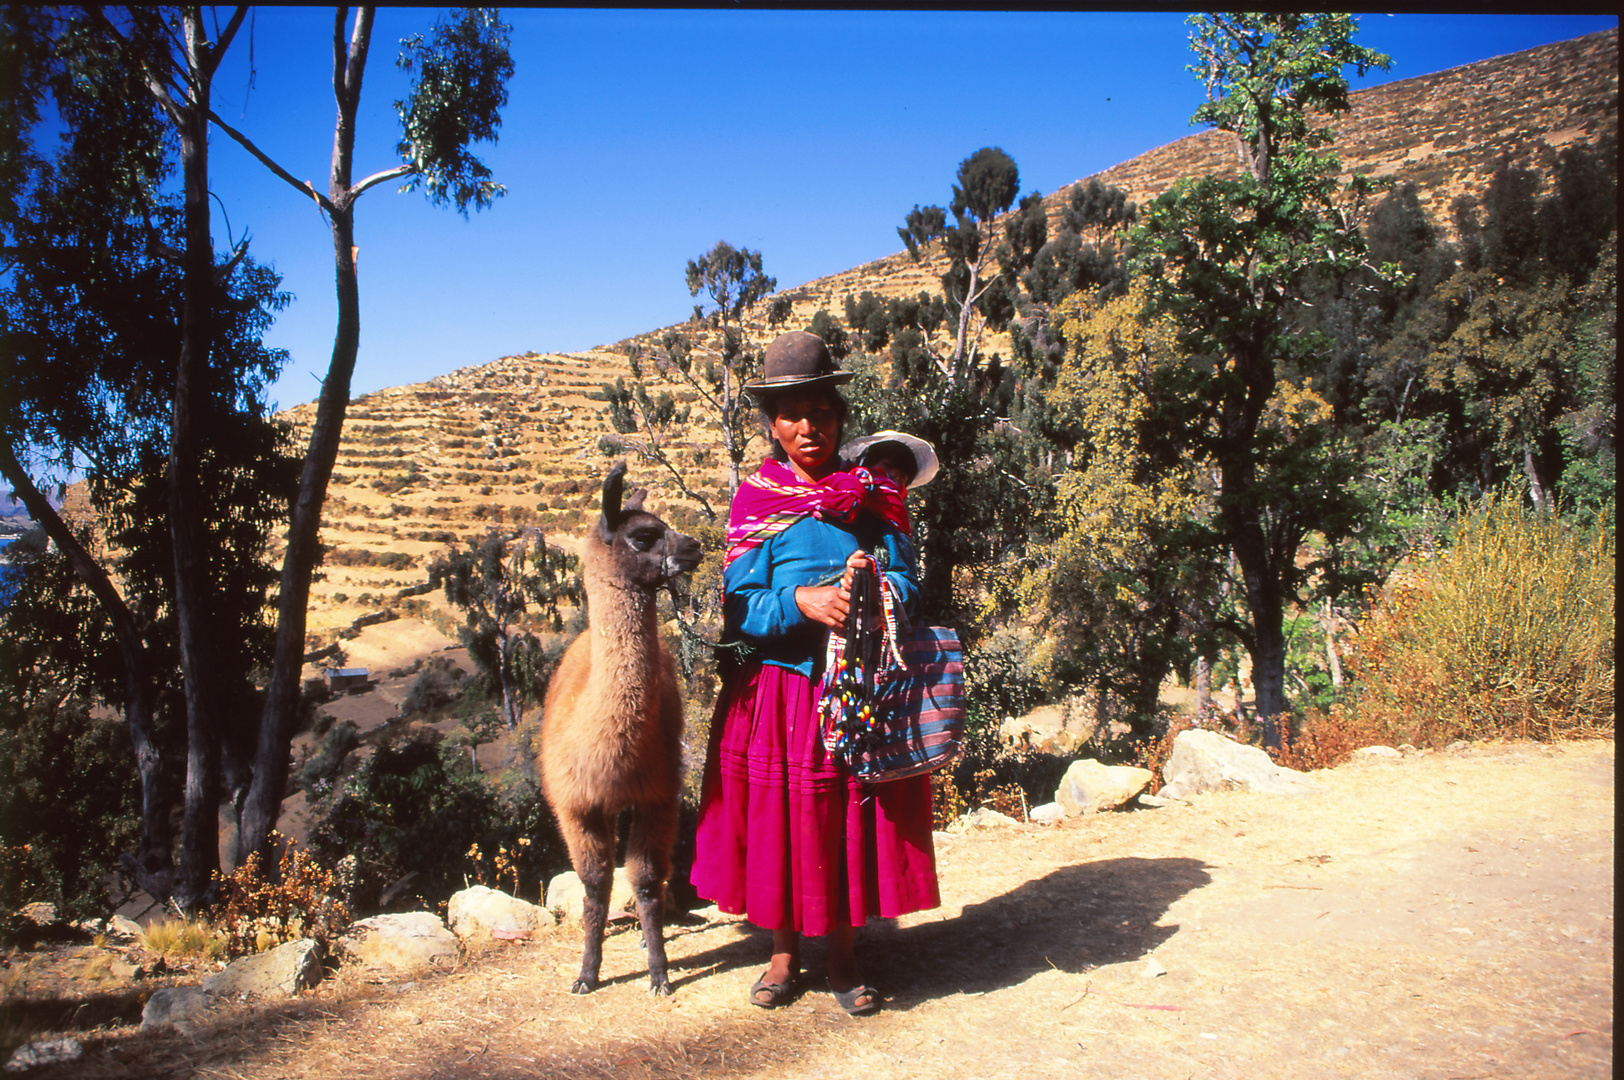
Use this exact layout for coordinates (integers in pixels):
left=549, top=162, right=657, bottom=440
left=324, top=668, right=370, bottom=693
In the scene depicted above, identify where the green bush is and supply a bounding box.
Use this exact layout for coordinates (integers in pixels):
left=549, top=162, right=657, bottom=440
left=0, top=700, right=141, bottom=923
left=963, top=627, right=1051, bottom=740
left=1352, top=492, right=1614, bottom=744
left=307, top=729, right=567, bottom=913
left=401, top=656, right=466, bottom=716
left=297, top=720, right=360, bottom=797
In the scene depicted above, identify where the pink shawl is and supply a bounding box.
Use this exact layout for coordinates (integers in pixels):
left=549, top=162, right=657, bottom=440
left=724, top=459, right=909, bottom=569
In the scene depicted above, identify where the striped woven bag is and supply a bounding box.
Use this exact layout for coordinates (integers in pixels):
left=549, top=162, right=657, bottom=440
left=818, top=559, right=966, bottom=783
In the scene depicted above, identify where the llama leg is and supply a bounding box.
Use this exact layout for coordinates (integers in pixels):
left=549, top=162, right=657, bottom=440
left=626, top=799, right=678, bottom=995
left=565, top=807, right=615, bottom=994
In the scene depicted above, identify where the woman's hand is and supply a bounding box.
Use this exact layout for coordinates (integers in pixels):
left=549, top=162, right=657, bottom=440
left=795, top=551, right=872, bottom=630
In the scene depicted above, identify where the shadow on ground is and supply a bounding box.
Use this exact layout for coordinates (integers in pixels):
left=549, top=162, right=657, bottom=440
left=670, top=856, right=1212, bottom=1008
left=873, top=856, right=1212, bottom=1007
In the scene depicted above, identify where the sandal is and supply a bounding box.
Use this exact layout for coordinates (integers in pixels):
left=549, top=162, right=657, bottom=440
left=831, top=983, right=879, bottom=1015
left=749, top=973, right=797, bottom=1008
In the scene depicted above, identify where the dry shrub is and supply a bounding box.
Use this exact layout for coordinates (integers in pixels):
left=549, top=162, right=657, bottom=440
left=212, top=835, right=350, bottom=957
left=930, top=772, right=963, bottom=830
left=1351, top=494, right=1614, bottom=746
left=973, top=768, right=1029, bottom=820
left=1114, top=714, right=1197, bottom=794
left=1273, top=703, right=1405, bottom=772
left=938, top=734, right=1071, bottom=823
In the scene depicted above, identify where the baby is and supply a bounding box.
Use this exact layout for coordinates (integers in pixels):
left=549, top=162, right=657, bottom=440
left=840, top=430, right=938, bottom=491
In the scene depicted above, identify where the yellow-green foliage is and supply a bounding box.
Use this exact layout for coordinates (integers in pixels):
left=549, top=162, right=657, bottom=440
left=139, top=916, right=228, bottom=963
left=1022, top=290, right=1206, bottom=630
left=1353, top=492, right=1614, bottom=744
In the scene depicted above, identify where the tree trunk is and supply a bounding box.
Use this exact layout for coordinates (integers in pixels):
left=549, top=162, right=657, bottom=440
left=497, top=628, right=519, bottom=730
left=170, top=10, right=223, bottom=910
left=1226, top=478, right=1289, bottom=749
left=241, top=11, right=375, bottom=869
left=241, top=202, right=361, bottom=867
left=722, top=358, right=741, bottom=496
left=1248, top=608, right=1289, bottom=749
left=1523, top=445, right=1547, bottom=512
left=1322, top=599, right=1343, bottom=688
left=1195, top=655, right=1212, bottom=719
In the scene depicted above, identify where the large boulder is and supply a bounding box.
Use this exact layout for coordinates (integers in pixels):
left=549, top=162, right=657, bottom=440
left=447, top=885, right=554, bottom=939
left=1054, top=758, right=1154, bottom=817
left=338, top=912, right=459, bottom=974
left=203, top=937, right=322, bottom=998
left=1159, top=728, right=1322, bottom=800
left=544, top=868, right=637, bottom=922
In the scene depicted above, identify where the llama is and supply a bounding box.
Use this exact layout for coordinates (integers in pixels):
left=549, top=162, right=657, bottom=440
left=539, top=461, right=702, bottom=995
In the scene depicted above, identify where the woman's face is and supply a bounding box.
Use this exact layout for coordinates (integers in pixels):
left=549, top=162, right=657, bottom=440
left=770, top=391, right=841, bottom=481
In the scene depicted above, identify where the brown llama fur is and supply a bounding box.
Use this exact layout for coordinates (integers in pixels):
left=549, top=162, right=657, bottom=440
left=539, top=461, right=701, bottom=995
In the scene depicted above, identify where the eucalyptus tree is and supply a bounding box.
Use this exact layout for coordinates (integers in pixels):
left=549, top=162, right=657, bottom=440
left=880, top=148, right=1053, bottom=618
left=7, top=6, right=515, bottom=892
left=897, top=147, right=1045, bottom=386
left=205, top=7, right=515, bottom=868
left=0, top=6, right=295, bottom=906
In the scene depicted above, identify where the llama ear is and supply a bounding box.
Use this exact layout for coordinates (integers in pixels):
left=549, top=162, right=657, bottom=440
left=599, top=461, right=628, bottom=540
left=624, top=488, right=649, bottom=513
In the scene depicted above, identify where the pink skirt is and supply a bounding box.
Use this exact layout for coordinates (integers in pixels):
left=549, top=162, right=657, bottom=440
left=690, top=660, right=940, bottom=936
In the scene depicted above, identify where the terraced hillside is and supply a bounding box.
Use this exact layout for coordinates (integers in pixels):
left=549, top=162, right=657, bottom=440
left=284, top=29, right=1617, bottom=657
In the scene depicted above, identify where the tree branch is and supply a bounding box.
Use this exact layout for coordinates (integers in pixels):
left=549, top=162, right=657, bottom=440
left=215, top=239, right=249, bottom=281
left=349, top=163, right=415, bottom=201
left=202, top=6, right=250, bottom=80
left=90, top=9, right=185, bottom=127
left=631, top=397, right=718, bottom=523
left=208, top=110, right=334, bottom=212
left=1211, top=616, right=1257, bottom=654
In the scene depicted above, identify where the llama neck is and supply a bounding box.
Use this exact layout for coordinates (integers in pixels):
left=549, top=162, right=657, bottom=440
left=581, top=560, right=662, bottom=704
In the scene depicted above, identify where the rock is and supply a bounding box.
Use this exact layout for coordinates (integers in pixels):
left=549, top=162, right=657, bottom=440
left=1054, top=758, right=1154, bottom=817
left=947, top=807, right=1020, bottom=832
left=1137, top=793, right=1169, bottom=809
left=74, top=913, right=143, bottom=941
left=1158, top=729, right=1322, bottom=801
left=1028, top=802, right=1065, bottom=823
left=140, top=986, right=220, bottom=1034
left=204, top=937, right=323, bottom=998
left=17, top=902, right=55, bottom=927
left=447, top=885, right=553, bottom=939
left=338, top=912, right=459, bottom=974
left=998, top=704, right=1087, bottom=754
left=1352, top=745, right=1402, bottom=760
left=5, top=1037, right=83, bottom=1072
left=1446, top=740, right=1470, bottom=753
left=1141, top=956, right=1167, bottom=978
left=998, top=715, right=1035, bottom=747
left=544, top=868, right=636, bottom=922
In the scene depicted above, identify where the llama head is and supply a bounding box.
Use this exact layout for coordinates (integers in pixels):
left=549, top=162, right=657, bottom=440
left=595, top=461, right=703, bottom=588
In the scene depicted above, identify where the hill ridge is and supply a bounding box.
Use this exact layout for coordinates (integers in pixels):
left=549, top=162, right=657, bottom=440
left=282, top=28, right=1617, bottom=648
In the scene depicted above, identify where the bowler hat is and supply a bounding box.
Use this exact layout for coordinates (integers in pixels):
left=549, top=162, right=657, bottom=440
left=744, top=331, right=853, bottom=398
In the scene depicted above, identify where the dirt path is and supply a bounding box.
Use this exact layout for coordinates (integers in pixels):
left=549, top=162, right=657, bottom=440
left=30, top=739, right=1615, bottom=1079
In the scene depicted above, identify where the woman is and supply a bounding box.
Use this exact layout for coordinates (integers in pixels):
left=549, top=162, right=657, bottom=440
left=691, top=332, right=939, bottom=1015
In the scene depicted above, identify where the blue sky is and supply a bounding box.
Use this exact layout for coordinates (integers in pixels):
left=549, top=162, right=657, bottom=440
left=197, top=10, right=1618, bottom=412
